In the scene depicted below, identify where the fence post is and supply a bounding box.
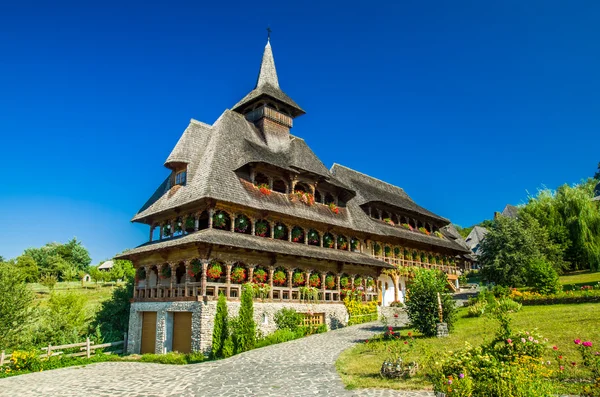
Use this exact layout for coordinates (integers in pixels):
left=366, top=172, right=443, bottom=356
left=123, top=332, right=128, bottom=352
left=1, top=350, right=5, bottom=366
left=47, top=344, right=52, bottom=358
left=86, top=337, right=91, bottom=358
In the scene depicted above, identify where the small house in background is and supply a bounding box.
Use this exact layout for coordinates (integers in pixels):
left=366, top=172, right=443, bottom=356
left=98, top=260, right=114, bottom=272
left=465, top=226, right=489, bottom=258
left=442, top=224, right=475, bottom=272
left=81, top=273, right=91, bottom=282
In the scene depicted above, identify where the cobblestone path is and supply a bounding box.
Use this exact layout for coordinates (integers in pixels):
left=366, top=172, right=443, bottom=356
left=0, top=324, right=433, bottom=397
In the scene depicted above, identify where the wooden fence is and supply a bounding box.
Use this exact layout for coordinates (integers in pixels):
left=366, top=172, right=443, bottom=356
left=0, top=333, right=127, bottom=366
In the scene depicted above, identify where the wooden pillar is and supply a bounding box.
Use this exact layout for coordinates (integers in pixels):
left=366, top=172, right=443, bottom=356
left=149, top=225, right=154, bottom=242
left=333, top=234, right=338, bottom=249
left=208, top=208, right=214, bottom=229
left=304, top=228, right=308, bottom=245
left=287, top=224, right=292, bottom=242
left=336, top=274, right=341, bottom=301
left=184, top=260, right=191, bottom=297
left=225, top=262, right=232, bottom=298
left=319, top=233, right=324, bottom=248
left=268, top=266, right=274, bottom=300
left=169, top=262, right=176, bottom=298
left=350, top=274, right=355, bottom=289
left=159, top=225, right=164, bottom=240
left=270, top=223, right=275, bottom=239
left=251, top=218, right=256, bottom=236
left=144, top=265, right=150, bottom=298
left=287, top=268, right=293, bottom=298
left=230, top=213, right=235, bottom=232
left=194, top=213, right=199, bottom=232
left=321, top=272, right=326, bottom=302
left=249, top=167, right=256, bottom=184
left=248, top=265, right=255, bottom=285
left=305, top=269, right=311, bottom=293
left=201, top=260, right=208, bottom=297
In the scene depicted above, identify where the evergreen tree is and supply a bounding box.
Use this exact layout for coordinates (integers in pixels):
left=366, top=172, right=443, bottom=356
left=211, top=293, right=229, bottom=358
left=236, top=284, right=256, bottom=353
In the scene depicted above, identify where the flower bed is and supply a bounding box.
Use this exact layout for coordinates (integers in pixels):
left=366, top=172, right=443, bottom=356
left=510, top=288, right=600, bottom=305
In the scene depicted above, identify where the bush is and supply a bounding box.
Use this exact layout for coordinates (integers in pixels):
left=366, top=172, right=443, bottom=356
left=344, top=298, right=378, bottom=325
left=494, top=297, right=522, bottom=314
left=274, top=308, right=302, bottom=332
left=466, top=301, right=487, bottom=317
left=389, top=300, right=404, bottom=308
left=139, top=351, right=204, bottom=365
left=0, top=264, right=35, bottom=349
left=6, top=350, right=43, bottom=372
left=41, top=291, right=88, bottom=345
left=234, top=284, right=256, bottom=353
left=528, top=257, right=561, bottom=294
left=211, top=293, right=229, bottom=359
left=93, top=279, right=133, bottom=341
left=405, top=269, right=456, bottom=336
left=255, top=329, right=299, bottom=348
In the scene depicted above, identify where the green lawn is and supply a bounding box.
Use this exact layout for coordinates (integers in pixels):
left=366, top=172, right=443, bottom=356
left=336, top=303, right=600, bottom=392
left=559, top=271, right=600, bottom=290
left=31, top=281, right=121, bottom=311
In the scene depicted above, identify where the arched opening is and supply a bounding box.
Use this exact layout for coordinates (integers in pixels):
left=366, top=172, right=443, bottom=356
left=207, top=260, right=224, bottom=282
left=307, top=229, right=320, bottom=246
left=294, top=182, right=310, bottom=194
left=272, top=178, right=287, bottom=194
left=409, top=219, right=417, bottom=229
left=324, top=193, right=335, bottom=205
left=234, top=214, right=251, bottom=234
left=175, top=263, right=186, bottom=284
left=365, top=276, right=375, bottom=291
left=230, top=262, right=247, bottom=284
left=384, top=245, right=392, bottom=257
left=136, top=267, right=146, bottom=285
left=394, top=247, right=401, bottom=258
left=254, top=219, right=271, bottom=237
left=212, top=211, right=231, bottom=230
left=350, top=237, right=360, bottom=252
left=254, top=172, right=269, bottom=186
left=272, top=267, right=287, bottom=287
left=291, top=226, right=305, bottom=243
left=183, top=215, right=195, bottom=234
left=373, top=243, right=382, bottom=256
left=273, top=223, right=288, bottom=240
left=190, top=259, right=203, bottom=282
left=174, top=217, right=184, bottom=237
left=337, top=235, right=348, bottom=250
left=325, top=272, right=336, bottom=290
left=252, top=266, right=268, bottom=284
left=340, top=273, right=351, bottom=295
left=412, top=250, right=418, bottom=263
left=148, top=265, right=159, bottom=287
left=314, top=190, right=323, bottom=204
left=292, top=268, right=305, bottom=287
left=323, top=232, right=335, bottom=248
left=197, top=211, right=209, bottom=230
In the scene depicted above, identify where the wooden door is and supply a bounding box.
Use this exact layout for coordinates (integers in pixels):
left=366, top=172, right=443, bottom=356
left=140, top=312, right=157, bottom=354
left=172, top=312, right=192, bottom=353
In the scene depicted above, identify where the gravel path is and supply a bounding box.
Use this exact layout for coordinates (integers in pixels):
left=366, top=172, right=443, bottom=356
left=0, top=324, right=433, bottom=397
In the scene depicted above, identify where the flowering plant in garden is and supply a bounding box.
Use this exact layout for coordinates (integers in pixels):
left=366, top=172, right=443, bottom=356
left=272, top=270, right=287, bottom=286
left=188, top=260, right=202, bottom=277
left=401, top=223, right=413, bottom=231
left=246, top=282, right=271, bottom=300
left=160, top=266, right=171, bottom=279
left=383, top=218, right=394, bottom=226
left=252, top=268, right=267, bottom=283
left=291, top=228, right=304, bottom=242
left=207, top=262, right=223, bottom=280
left=292, top=272, right=305, bottom=287
left=254, top=220, right=268, bottom=237
left=418, top=227, right=430, bottom=235
left=309, top=273, right=321, bottom=288
left=308, top=230, right=319, bottom=244
left=574, top=338, right=600, bottom=378
left=257, top=183, right=271, bottom=196
left=231, top=266, right=246, bottom=283
left=328, top=202, right=339, bottom=214
left=325, top=275, right=335, bottom=289
left=234, top=216, right=249, bottom=233
left=273, top=225, right=286, bottom=240
left=212, top=212, right=228, bottom=229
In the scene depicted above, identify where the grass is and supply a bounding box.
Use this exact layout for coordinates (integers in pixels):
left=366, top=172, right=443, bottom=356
left=31, top=281, right=122, bottom=311
left=559, top=271, right=600, bottom=290
left=336, top=303, right=600, bottom=392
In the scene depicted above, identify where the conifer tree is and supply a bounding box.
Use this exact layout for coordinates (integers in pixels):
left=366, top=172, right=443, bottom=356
left=211, top=293, right=228, bottom=358
left=236, top=284, right=256, bottom=352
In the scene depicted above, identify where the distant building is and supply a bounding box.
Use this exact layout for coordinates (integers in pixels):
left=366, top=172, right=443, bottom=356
left=97, top=260, right=114, bottom=272
left=494, top=204, right=519, bottom=220
left=465, top=226, right=489, bottom=258
left=442, top=224, right=476, bottom=271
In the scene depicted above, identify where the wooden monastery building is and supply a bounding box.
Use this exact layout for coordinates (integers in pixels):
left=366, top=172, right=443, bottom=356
left=117, top=38, right=470, bottom=355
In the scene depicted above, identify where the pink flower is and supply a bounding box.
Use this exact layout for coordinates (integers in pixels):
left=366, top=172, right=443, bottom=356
left=388, top=326, right=393, bottom=331
left=521, top=338, right=526, bottom=343
left=560, top=365, right=565, bottom=371
left=534, top=340, right=539, bottom=344
left=574, top=339, right=582, bottom=345
left=583, top=341, right=593, bottom=347
left=528, top=336, right=534, bottom=342
left=459, top=373, right=464, bottom=379
left=447, top=379, right=452, bottom=385
left=506, top=339, right=512, bottom=344
left=553, top=346, right=558, bottom=350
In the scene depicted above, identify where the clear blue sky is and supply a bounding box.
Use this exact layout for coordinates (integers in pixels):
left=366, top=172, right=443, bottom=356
left=1, top=0, right=599, bottom=264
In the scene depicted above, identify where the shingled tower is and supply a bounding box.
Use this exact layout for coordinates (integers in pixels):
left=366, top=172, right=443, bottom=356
left=232, top=39, right=305, bottom=152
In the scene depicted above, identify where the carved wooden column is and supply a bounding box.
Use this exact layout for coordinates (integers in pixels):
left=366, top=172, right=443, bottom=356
left=184, top=260, right=191, bottom=297
left=336, top=274, right=341, bottom=301
left=169, top=262, right=176, bottom=298
left=208, top=208, right=214, bottom=229
left=287, top=268, right=293, bottom=298
left=268, top=266, right=274, bottom=300
left=225, top=262, right=233, bottom=298
left=201, top=260, right=208, bottom=297
left=287, top=224, right=292, bottom=242
left=249, top=167, right=256, bottom=184
left=305, top=269, right=312, bottom=291
left=248, top=265, right=255, bottom=285
left=194, top=213, right=200, bottom=232
left=230, top=213, right=235, bottom=232
left=304, top=228, right=308, bottom=245
left=333, top=234, right=338, bottom=249
left=319, top=233, right=324, bottom=248
left=251, top=218, right=256, bottom=236
left=270, top=223, right=275, bottom=239
left=159, top=225, right=164, bottom=240
left=170, top=220, right=176, bottom=237
left=321, top=272, right=326, bottom=302
left=268, top=177, right=273, bottom=190
left=350, top=274, right=356, bottom=289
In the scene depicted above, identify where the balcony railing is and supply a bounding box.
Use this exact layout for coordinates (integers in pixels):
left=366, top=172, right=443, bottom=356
left=373, top=256, right=461, bottom=275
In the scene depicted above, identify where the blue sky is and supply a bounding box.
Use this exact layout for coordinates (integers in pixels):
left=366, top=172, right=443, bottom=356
left=1, top=0, right=599, bottom=264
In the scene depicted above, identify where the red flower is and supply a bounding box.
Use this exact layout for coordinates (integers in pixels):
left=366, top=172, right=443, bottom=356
left=571, top=361, right=577, bottom=366
left=574, top=339, right=582, bottom=345
left=394, top=314, right=399, bottom=318
left=404, top=341, right=408, bottom=345
left=553, top=346, right=558, bottom=350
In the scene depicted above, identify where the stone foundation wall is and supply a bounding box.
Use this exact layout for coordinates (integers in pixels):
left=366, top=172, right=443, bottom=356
left=127, top=301, right=349, bottom=355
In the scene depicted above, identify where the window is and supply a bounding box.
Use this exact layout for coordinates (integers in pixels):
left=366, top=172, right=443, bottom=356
left=175, top=170, right=187, bottom=186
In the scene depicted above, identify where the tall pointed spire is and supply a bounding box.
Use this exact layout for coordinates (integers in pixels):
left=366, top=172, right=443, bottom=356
left=256, top=40, right=280, bottom=89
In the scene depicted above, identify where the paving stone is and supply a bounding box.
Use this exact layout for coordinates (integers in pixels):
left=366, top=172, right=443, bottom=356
left=0, top=323, right=433, bottom=397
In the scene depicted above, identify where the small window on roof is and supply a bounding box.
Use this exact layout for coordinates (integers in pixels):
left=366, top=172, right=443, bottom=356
left=175, top=170, right=187, bottom=186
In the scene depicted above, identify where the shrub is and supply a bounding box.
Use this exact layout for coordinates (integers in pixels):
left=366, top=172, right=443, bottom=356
left=211, top=293, right=229, bottom=359
left=528, top=257, right=561, bottom=294
left=255, top=329, right=298, bottom=348
left=7, top=350, right=43, bottom=372
left=42, top=291, right=88, bottom=345
left=405, top=268, right=456, bottom=336
left=466, top=301, right=487, bottom=317
left=389, top=300, right=404, bottom=308
left=274, top=308, right=302, bottom=332
left=0, top=264, right=35, bottom=349
left=494, top=297, right=522, bottom=314
left=139, top=352, right=204, bottom=365
left=235, top=284, right=256, bottom=353
left=93, top=279, right=133, bottom=341
left=344, top=298, right=378, bottom=325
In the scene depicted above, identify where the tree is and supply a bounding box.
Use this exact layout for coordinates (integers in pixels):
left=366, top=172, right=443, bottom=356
left=39, top=273, right=58, bottom=291
left=89, top=266, right=106, bottom=285
left=42, top=291, right=88, bottom=344
left=594, top=162, right=600, bottom=180
left=54, top=238, right=92, bottom=272
left=23, top=239, right=92, bottom=280
left=527, top=258, right=561, bottom=294
left=15, top=254, right=39, bottom=283
left=0, top=263, right=35, bottom=349
left=93, top=279, right=134, bottom=341
left=114, top=260, right=135, bottom=281
left=404, top=268, right=456, bottom=337
left=235, top=284, right=256, bottom=353
left=211, top=293, right=229, bottom=358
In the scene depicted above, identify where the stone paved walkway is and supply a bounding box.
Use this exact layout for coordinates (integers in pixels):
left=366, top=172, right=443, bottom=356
left=0, top=324, right=433, bottom=397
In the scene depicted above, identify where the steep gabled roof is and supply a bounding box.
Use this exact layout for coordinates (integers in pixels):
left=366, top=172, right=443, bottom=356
left=501, top=204, right=519, bottom=219
left=465, top=226, right=488, bottom=255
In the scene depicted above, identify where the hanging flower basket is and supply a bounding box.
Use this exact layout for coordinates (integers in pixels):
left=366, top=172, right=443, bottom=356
left=207, top=262, right=223, bottom=280
left=291, top=228, right=304, bottom=242
left=234, top=216, right=249, bottom=233
left=354, top=277, right=363, bottom=287
left=255, top=221, right=268, bottom=237
left=351, top=238, right=359, bottom=251
left=401, top=223, right=413, bottom=231
left=273, top=225, right=286, bottom=240
left=366, top=278, right=375, bottom=288
left=325, top=275, right=335, bottom=289
left=185, top=217, right=195, bottom=232
left=418, top=227, right=431, bottom=236
left=292, top=272, right=305, bottom=287
left=231, top=266, right=246, bottom=283
left=253, top=268, right=268, bottom=283
left=174, top=220, right=183, bottom=233
left=163, top=224, right=172, bottom=237
left=213, top=212, right=228, bottom=229
left=273, top=270, right=287, bottom=286
left=323, top=235, right=334, bottom=248
left=383, top=218, right=395, bottom=226
left=328, top=202, right=339, bottom=214
left=188, top=260, right=202, bottom=277
left=337, top=237, right=348, bottom=250
left=384, top=246, right=391, bottom=257
left=257, top=183, right=271, bottom=196
left=308, top=230, right=319, bottom=245
left=136, top=267, right=146, bottom=281
left=394, top=247, right=401, bottom=257
left=160, top=266, right=171, bottom=279
left=434, top=231, right=444, bottom=239
left=373, top=243, right=382, bottom=256
left=340, top=276, right=349, bottom=288
left=292, top=191, right=315, bottom=206
left=309, top=273, right=321, bottom=288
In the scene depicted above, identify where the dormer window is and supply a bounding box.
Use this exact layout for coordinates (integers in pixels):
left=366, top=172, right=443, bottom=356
left=175, top=170, right=187, bottom=186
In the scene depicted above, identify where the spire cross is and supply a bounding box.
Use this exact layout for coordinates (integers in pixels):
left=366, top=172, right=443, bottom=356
left=266, top=27, right=272, bottom=41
